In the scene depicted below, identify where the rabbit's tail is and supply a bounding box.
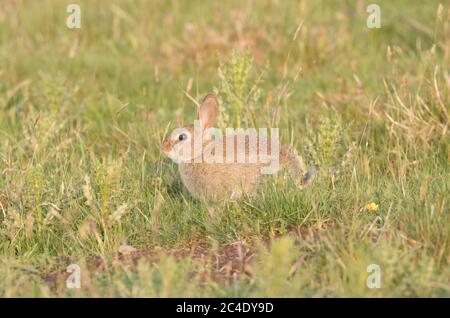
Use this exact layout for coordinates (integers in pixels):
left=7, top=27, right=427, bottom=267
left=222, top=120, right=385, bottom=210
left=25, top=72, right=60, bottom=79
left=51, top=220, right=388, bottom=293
left=280, top=147, right=316, bottom=189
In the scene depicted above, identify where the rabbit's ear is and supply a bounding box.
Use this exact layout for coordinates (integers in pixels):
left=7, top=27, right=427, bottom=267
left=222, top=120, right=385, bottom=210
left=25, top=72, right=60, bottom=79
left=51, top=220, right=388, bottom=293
left=198, top=94, right=219, bottom=130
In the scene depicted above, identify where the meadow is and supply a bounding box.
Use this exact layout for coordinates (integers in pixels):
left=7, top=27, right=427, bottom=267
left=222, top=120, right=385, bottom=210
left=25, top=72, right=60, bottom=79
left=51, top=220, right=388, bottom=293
left=0, top=0, right=448, bottom=297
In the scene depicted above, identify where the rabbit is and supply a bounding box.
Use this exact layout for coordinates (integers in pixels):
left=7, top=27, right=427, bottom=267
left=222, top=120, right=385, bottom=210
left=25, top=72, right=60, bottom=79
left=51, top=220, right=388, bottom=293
left=161, top=94, right=316, bottom=201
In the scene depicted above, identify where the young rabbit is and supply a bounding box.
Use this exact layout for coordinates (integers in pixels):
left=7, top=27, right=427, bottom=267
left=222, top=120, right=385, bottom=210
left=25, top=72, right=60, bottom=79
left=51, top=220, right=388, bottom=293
left=161, top=94, right=315, bottom=201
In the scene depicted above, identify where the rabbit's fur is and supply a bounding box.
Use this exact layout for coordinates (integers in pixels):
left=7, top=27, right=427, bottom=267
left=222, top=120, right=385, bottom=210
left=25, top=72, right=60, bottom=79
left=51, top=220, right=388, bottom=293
left=161, top=94, right=315, bottom=201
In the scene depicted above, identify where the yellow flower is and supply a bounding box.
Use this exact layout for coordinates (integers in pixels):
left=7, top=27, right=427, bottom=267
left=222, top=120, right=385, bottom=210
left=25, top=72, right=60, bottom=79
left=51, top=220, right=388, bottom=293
left=366, top=202, right=379, bottom=212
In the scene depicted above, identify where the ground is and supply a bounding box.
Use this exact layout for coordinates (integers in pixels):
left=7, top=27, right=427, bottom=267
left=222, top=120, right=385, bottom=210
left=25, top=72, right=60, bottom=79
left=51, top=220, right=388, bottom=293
left=0, top=0, right=448, bottom=297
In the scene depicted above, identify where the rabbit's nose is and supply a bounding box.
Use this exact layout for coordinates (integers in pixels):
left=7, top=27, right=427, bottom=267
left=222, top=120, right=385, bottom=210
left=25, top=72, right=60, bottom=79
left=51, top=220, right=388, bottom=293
left=161, top=140, right=171, bottom=154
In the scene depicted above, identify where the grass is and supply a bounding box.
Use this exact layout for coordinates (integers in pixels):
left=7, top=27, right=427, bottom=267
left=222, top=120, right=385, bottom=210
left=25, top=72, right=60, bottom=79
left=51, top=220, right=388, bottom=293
left=0, top=0, right=449, bottom=297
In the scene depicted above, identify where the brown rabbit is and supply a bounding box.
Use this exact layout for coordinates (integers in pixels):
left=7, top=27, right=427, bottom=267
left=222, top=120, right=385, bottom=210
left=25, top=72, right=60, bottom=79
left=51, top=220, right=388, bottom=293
left=161, top=94, right=315, bottom=201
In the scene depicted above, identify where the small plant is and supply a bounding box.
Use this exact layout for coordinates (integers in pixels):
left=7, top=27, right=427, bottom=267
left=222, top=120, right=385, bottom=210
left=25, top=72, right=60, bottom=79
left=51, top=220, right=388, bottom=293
left=216, top=49, right=266, bottom=128
left=304, top=116, right=355, bottom=183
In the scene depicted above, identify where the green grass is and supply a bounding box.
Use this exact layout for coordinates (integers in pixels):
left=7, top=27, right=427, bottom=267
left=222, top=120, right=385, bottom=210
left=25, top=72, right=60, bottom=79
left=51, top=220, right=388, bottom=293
left=0, top=0, right=448, bottom=297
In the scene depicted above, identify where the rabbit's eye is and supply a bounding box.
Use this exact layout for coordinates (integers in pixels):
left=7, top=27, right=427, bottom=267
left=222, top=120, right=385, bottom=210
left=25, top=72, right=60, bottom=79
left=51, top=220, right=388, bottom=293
left=178, top=133, right=188, bottom=141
